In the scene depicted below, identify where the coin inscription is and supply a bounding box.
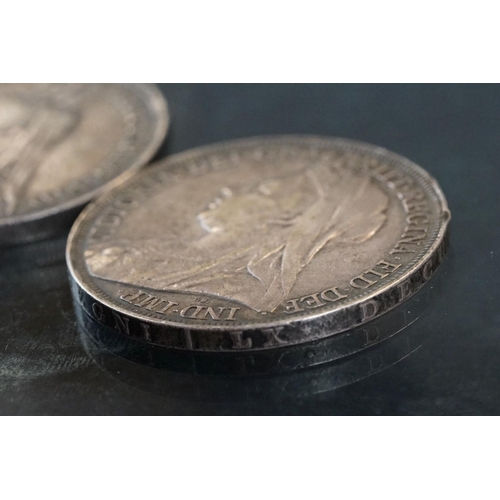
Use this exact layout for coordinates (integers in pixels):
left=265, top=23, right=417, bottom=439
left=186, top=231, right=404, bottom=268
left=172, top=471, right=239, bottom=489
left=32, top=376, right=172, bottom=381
left=0, top=83, right=168, bottom=245
left=86, top=165, right=390, bottom=312
left=68, top=136, right=450, bottom=351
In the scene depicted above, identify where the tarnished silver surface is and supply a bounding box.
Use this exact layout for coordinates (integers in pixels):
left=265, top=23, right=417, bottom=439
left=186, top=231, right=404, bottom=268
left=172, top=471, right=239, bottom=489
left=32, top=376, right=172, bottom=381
left=0, top=83, right=168, bottom=246
left=79, top=299, right=433, bottom=401
left=67, top=136, right=450, bottom=351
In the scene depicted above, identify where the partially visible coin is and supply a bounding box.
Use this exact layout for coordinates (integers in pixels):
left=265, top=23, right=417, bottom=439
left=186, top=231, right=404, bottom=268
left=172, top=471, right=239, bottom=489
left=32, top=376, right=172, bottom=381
left=67, top=136, right=450, bottom=352
left=0, top=83, right=168, bottom=246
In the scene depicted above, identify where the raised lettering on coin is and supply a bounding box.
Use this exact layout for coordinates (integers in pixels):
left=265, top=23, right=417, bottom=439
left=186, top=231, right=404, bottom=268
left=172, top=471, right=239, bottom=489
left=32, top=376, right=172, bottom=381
left=68, top=136, right=450, bottom=351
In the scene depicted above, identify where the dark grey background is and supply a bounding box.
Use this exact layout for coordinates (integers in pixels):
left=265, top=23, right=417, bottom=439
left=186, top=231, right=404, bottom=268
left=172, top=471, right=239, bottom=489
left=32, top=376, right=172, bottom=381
left=0, top=84, right=497, bottom=415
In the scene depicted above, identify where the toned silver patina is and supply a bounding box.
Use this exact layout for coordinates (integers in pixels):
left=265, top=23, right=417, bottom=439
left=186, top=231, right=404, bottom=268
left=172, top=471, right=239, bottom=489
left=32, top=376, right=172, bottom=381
left=67, top=136, right=450, bottom=351
left=0, top=83, right=168, bottom=246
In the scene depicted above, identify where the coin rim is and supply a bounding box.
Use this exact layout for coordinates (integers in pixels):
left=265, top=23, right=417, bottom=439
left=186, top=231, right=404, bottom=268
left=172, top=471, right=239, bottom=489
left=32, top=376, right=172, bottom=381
left=0, top=83, right=169, bottom=228
left=67, top=135, right=450, bottom=334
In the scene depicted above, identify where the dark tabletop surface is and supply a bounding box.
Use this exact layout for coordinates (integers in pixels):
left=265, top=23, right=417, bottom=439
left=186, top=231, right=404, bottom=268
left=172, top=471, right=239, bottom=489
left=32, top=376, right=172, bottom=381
left=0, top=84, right=497, bottom=415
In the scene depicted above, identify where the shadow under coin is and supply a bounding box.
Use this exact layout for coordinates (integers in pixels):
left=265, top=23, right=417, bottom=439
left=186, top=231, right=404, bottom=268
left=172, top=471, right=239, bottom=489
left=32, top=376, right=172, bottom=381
left=78, top=261, right=448, bottom=403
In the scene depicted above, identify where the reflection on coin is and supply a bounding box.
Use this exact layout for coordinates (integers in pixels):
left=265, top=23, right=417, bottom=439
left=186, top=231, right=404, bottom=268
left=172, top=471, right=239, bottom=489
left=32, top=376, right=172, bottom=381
left=67, top=136, right=450, bottom=351
left=0, top=83, right=168, bottom=246
left=78, top=283, right=435, bottom=402
left=77, top=264, right=439, bottom=376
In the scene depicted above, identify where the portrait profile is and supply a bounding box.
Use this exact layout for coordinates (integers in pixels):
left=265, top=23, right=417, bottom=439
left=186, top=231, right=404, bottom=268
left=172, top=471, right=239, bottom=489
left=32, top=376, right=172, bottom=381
left=0, top=86, right=81, bottom=217
left=86, top=163, right=390, bottom=312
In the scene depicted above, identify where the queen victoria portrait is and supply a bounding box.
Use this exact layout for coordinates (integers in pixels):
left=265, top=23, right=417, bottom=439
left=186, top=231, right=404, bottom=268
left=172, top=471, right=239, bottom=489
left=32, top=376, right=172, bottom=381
left=0, top=84, right=139, bottom=220
left=0, top=87, right=81, bottom=217
left=86, top=161, right=390, bottom=313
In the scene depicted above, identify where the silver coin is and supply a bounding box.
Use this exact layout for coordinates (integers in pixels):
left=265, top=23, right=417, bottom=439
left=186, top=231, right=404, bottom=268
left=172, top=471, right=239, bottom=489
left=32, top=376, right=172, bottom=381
left=77, top=261, right=442, bottom=375
left=0, top=83, right=168, bottom=246
left=67, top=136, right=450, bottom=352
left=79, top=306, right=432, bottom=401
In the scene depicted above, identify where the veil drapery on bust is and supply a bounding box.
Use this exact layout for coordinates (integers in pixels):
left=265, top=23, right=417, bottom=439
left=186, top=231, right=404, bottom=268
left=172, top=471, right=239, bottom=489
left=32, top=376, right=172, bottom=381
left=87, top=164, right=389, bottom=312
left=0, top=90, right=80, bottom=216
